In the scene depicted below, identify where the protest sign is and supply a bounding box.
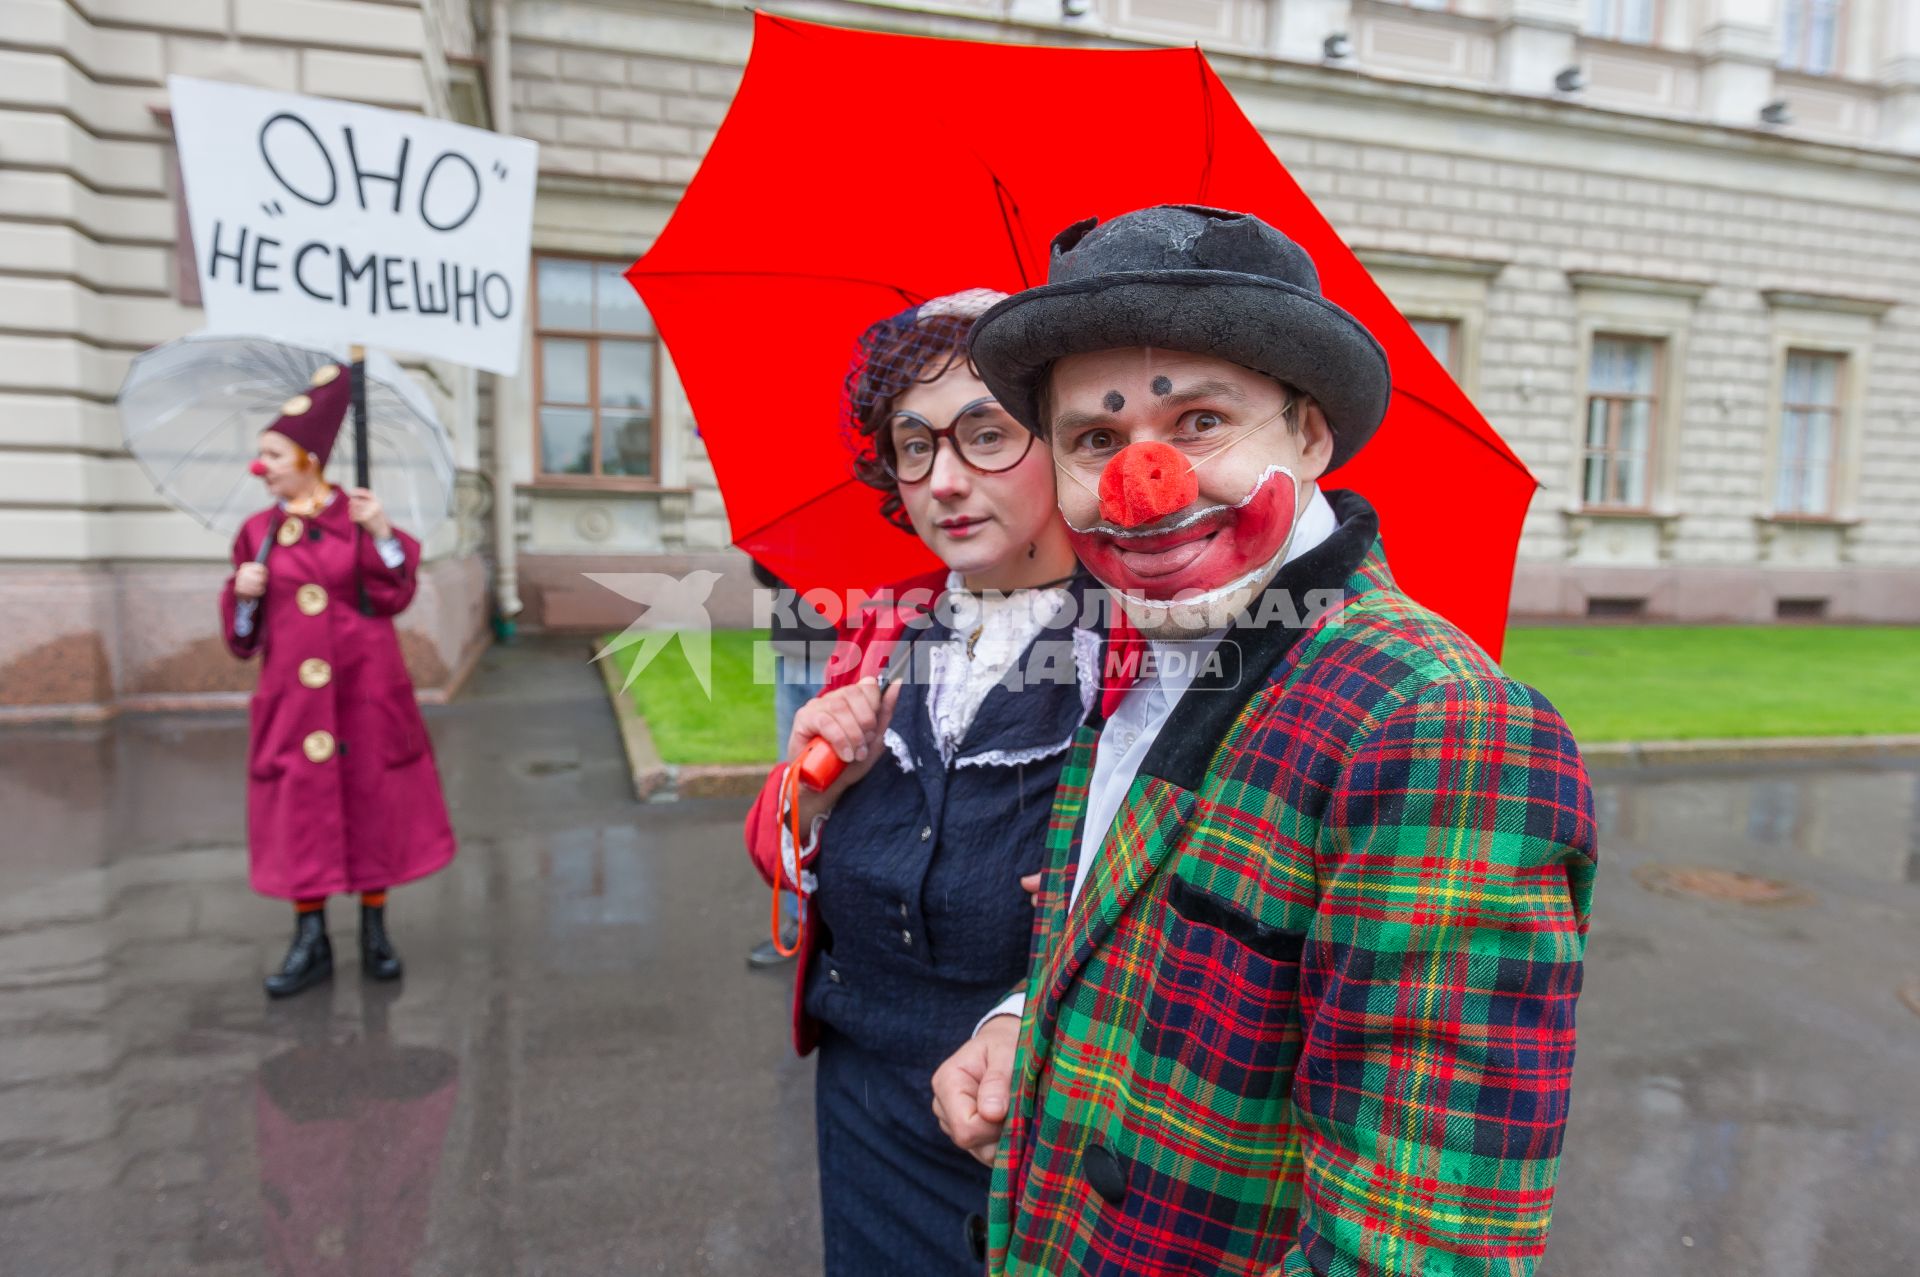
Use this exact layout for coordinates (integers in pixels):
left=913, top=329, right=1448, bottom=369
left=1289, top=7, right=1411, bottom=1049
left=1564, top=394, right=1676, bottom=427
left=168, top=76, right=539, bottom=375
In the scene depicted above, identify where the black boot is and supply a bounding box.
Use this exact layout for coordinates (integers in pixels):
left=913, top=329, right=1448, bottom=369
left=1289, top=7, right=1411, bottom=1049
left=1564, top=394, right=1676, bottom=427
left=264, top=911, right=333, bottom=999
left=359, top=903, right=404, bottom=981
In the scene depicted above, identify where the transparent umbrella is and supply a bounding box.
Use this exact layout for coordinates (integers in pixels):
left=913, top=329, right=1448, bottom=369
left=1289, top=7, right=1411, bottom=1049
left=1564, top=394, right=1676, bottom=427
left=117, top=333, right=456, bottom=540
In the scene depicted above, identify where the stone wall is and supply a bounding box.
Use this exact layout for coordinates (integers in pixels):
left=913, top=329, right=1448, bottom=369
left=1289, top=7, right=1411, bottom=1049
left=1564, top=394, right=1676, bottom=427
left=0, top=0, right=493, bottom=715
left=495, top=0, right=1920, bottom=626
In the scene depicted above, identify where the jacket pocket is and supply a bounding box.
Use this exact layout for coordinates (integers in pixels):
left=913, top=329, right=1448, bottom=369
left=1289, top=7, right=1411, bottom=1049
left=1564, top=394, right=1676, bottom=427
left=378, top=686, right=427, bottom=768
left=1092, top=878, right=1309, bottom=1266
left=248, top=692, right=289, bottom=781
left=1136, top=876, right=1307, bottom=1106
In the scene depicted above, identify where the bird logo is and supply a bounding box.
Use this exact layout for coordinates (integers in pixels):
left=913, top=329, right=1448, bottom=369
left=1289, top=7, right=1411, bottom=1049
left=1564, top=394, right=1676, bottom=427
left=587, top=570, right=724, bottom=697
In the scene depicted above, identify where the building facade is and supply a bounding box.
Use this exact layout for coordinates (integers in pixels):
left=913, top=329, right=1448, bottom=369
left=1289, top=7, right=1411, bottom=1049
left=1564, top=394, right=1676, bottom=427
left=5, top=0, right=1918, bottom=716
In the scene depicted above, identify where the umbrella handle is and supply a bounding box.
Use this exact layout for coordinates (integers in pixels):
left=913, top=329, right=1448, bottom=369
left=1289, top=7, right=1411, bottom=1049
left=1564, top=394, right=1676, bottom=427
left=792, top=635, right=915, bottom=791
left=794, top=736, right=846, bottom=791
left=233, top=512, right=280, bottom=630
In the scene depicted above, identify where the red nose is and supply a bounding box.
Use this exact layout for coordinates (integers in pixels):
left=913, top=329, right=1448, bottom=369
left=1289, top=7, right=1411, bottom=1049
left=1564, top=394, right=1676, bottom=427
left=1097, top=441, right=1199, bottom=528
left=249, top=459, right=268, bottom=477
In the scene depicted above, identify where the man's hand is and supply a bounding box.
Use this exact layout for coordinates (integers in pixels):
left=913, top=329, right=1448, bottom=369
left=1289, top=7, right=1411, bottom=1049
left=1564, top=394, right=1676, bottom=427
left=234, top=562, right=268, bottom=599
left=787, top=679, right=902, bottom=827
left=1020, top=871, right=1042, bottom=908
left=346, top=486, right=392, bottom=540
left=932, top=1013, right=1021, bottom=1166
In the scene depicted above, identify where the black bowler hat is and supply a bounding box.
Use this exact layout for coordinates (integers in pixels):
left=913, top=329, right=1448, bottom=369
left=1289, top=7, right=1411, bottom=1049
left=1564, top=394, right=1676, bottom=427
left=968, top=205, right=1391, bottom=469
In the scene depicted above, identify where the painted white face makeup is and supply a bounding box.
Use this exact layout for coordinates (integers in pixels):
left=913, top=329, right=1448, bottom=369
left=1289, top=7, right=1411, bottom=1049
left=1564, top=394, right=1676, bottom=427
left=1045, top=348, right=1335, bottom=637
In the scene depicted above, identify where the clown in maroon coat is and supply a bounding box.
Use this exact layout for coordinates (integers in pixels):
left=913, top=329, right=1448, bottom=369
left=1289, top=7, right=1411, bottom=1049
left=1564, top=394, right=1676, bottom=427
left=220, top=363, right=457, bottom=998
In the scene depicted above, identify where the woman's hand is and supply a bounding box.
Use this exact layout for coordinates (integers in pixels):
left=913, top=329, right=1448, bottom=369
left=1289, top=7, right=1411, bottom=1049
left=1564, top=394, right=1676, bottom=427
left=346, top=486, right=392, bottom=540
left=234, top=562, right=268, bottom=599
left=787, top=678, right=903, bottom=827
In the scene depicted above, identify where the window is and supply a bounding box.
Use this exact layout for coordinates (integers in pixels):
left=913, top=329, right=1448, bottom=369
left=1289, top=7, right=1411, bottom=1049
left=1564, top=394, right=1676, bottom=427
left=1408, top=317, right=1460, bottom=375
left=1585, top=0, right=1655, bottom=43
left=1582, top=335, right=1660, bottom=508
left=1780, top=0, right=1843, bottom=76
left=1775, top=350, right=1843, bottom=515
left=534, top=257, right=659, bottom=481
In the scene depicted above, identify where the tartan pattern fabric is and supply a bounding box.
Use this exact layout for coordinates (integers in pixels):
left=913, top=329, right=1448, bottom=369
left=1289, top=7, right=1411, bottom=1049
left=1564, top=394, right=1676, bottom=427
left=989, top=541, right=1597, bottom=1276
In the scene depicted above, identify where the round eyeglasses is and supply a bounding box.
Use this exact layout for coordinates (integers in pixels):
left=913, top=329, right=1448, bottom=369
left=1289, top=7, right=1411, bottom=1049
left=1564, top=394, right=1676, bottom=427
left=882, top=396, right=1035, bottom=484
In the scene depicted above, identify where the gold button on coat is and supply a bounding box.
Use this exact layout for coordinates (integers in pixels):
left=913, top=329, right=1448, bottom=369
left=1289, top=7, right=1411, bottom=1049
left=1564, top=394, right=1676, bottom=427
left=302, top=730, right=336, bottom=763
left=298, top=658, right=332, bottom=689
left=296, top=583, right=328, bottom=615
left=277, top=516, right=305, bottom=546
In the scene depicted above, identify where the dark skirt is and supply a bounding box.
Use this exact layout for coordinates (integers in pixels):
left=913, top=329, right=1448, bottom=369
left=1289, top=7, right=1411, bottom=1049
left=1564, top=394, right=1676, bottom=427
left=815, top=1028, right=990, bottom=1276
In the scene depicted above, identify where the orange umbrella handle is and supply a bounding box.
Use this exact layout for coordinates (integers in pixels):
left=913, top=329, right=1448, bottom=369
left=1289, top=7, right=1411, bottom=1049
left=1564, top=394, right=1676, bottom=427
left=793, top=735, right=846, bottom=791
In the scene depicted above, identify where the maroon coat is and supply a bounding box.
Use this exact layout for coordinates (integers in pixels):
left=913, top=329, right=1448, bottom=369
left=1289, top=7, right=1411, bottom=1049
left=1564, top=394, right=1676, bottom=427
left=221, top=496, right=456, bottom=900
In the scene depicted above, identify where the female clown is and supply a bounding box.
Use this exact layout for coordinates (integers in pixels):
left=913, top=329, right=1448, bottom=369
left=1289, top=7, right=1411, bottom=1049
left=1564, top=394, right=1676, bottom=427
left=742, top=290, right=1099, bottom=1276
left=220, top=364, right=457, bottom=998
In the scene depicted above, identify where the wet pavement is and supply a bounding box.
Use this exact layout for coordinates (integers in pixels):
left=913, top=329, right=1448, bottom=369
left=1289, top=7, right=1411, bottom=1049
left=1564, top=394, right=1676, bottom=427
left=1, top=637, right=1917, bottom=1276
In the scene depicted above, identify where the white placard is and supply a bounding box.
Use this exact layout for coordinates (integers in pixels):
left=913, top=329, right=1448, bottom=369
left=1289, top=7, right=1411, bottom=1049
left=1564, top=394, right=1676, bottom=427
left=169, top=76, right=539, bottom=376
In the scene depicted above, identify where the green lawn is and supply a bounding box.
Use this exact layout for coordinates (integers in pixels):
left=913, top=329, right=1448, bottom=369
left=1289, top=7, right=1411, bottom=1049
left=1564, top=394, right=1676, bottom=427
left=603, top=625, right=1920, bottom=763
left=601, top=629, right=776, bottom=764
left=1502, top=625, right=1920, bottom=743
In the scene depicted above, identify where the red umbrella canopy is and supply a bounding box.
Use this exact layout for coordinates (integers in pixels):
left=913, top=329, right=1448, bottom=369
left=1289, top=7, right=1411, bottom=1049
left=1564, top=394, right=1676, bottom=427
left=631, top=13, right=1535, bottom=656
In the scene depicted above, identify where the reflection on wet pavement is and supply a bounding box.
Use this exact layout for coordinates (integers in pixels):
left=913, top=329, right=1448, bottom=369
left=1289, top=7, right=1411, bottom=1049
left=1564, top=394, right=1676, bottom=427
left=0, top=640, right=1915, bottom=1275
left=0, top=642, right=815, bottom=1277
left=1554, top=760, right=1920, bottom=1276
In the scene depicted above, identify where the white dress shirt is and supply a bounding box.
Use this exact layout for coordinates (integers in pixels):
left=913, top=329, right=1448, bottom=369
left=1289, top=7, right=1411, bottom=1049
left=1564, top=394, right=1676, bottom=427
left=979, top=485, right=1337, bottom=1029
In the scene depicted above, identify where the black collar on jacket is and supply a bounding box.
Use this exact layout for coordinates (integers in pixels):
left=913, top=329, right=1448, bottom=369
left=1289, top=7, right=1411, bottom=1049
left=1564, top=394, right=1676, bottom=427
left=1137, top=489, right=1381, bottom=792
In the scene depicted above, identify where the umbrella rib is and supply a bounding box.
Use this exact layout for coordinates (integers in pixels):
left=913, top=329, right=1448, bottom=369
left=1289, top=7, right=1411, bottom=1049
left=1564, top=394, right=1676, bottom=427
left=662, top=12, right=1038, bottom=289
left=730, top=474, right=901, bottom=548
left=1387, top=385, right=1537, bottom=483
left=1195, top=47, right=1218, bottom=203
left=992, top=177, right=1033, bottom=290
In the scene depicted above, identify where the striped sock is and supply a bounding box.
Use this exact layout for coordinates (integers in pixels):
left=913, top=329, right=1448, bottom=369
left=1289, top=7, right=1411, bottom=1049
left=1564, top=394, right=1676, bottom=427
left=361, top=890, right=388, bottom=909
left=294, top=898, right=325, bottom=915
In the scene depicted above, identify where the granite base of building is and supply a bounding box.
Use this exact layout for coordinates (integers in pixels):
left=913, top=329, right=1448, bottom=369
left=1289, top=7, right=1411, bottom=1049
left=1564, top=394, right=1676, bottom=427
left=1511, top=562, right=1920, bottom=623
left=0, top=557, right=492, bottom=721
left=514, top=549, right=761, bottom=631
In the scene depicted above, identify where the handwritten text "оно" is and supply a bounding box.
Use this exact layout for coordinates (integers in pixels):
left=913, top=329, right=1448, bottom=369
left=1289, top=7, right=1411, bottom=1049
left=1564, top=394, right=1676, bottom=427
left=204, top=111, right=518, bottom=329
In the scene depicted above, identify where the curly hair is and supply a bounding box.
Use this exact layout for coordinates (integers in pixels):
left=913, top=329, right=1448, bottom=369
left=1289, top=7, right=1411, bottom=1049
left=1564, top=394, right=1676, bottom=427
left=843, top=290, right=1008, bottom=533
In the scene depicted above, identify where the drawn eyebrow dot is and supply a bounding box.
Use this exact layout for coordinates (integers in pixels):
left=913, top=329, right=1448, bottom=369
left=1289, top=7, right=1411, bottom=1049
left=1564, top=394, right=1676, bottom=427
left=1103, top=390, right=1125, bottom=413
left=1151, top=376, right=1173, bottom=396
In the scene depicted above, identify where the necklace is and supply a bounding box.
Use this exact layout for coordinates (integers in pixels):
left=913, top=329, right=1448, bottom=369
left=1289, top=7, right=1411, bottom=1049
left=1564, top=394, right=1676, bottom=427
left=961, top=573, right=1076, bottom=659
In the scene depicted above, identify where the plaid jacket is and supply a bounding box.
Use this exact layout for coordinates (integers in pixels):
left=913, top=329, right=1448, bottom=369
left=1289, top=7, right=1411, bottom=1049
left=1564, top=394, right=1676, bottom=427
left=990, top=494, right=1598, bottom=1276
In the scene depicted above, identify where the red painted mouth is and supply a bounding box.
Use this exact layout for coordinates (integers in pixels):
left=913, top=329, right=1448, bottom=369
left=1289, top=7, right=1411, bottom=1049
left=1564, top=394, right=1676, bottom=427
left=1069, top=474, right=1297, bottom=600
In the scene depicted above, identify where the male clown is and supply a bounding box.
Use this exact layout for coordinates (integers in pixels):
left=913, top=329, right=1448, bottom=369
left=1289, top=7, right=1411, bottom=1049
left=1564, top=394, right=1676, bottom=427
left=930, top=206, right=1598, bottom=1275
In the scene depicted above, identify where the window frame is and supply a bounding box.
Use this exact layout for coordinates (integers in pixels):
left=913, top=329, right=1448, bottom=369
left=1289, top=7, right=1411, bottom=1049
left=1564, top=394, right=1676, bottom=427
left=1407, top=315, right=1462, bottom=378
left=1778, top=0, right=1847, bottom=77
left=1772, top=348, right=1846, bottom=519
left=1563, top=273, right=1702, bottom=528
left=1580, top=332, right=1664, bottom=513
left=530, top=252, right=666, bottom=491
left=1584, top=0, right=1660, bottom=45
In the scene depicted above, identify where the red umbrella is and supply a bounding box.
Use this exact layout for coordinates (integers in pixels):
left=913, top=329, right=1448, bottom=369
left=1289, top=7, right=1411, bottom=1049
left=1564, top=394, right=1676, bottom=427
left=630, top=13, right=1535, bottom=656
